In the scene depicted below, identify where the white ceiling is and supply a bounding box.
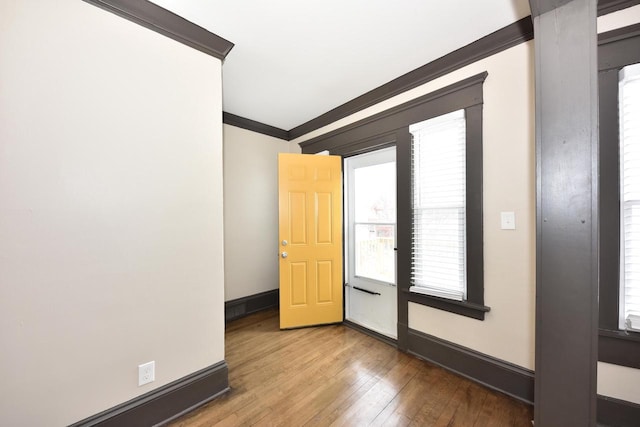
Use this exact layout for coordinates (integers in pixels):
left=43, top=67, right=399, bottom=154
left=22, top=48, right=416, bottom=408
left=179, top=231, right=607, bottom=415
left=150, top=0, right=531, bottom=131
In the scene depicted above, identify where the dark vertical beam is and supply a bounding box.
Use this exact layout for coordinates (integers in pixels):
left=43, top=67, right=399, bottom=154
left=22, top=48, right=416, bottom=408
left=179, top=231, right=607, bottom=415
left=530, top=0, right=599, bottom=426
left=396, top=128, right=412, bottom=351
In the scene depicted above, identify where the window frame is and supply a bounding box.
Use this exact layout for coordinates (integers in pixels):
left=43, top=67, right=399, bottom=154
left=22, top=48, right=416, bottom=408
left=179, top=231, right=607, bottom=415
left=598, top=23, right=640, bottom=369
left=409, top=110, right=468, bottom=302
left=402, top=101, right=487, bottom=320
left=299, top=72, right=489, bottom=348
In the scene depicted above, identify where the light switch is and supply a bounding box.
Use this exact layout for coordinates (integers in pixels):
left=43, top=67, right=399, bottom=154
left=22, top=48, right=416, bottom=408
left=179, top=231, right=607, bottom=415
left=501, top=211, right=516, bottom=230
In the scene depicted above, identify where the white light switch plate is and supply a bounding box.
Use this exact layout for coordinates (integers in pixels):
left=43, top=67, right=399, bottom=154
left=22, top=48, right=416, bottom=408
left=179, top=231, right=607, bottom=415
left=501, top=211, right=516, bottom=230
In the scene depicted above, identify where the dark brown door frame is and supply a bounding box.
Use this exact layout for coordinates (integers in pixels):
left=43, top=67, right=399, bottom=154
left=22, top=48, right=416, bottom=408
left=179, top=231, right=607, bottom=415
left=529, top=0, right=599, bottom=425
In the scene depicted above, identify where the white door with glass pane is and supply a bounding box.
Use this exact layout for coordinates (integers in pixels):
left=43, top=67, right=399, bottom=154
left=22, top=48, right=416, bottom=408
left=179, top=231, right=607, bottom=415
left=345, top=147, right=397, bottom=338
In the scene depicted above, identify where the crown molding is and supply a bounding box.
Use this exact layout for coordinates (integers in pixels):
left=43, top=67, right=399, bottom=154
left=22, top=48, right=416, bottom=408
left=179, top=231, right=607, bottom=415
left=83, top=0, right=234, bottom=60
left=223, top=112, right=289, bottom=141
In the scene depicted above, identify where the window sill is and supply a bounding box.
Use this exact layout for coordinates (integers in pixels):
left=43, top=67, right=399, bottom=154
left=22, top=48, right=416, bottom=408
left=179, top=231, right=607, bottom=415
left=599, top=328, right=640, bottom=369
left=403, top=289, right=490, bottom=320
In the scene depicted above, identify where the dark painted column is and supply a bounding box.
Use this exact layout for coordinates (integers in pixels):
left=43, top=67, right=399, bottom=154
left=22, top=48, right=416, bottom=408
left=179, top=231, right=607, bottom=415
left=529, top=0, right=599, bottom=426
left=396, top=127, right=412, bottom=351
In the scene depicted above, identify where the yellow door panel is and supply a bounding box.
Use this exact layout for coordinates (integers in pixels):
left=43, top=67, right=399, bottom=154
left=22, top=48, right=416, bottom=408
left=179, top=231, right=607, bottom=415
left=316, top=192, right=333, bottom=244
left=289, top=262, right=308, bottom=306
left=279, top=153, right=343, bottom=329
left=316, top=260, right=333, bottom=303
left=289, top=192, right=307, bottom=244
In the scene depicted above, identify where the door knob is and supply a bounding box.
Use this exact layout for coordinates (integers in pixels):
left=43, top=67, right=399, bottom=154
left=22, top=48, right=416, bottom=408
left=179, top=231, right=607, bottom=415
left=281, top=252, right=288, bottom=259
left=282, top=240, right=288, bottom=246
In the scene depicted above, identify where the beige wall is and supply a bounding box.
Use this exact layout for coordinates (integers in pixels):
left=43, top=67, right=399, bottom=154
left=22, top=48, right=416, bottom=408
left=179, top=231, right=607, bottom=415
left=407, top=42, right=536, bottom=369
left=292, top=5, right=640, bottom=403
left=598, top=4, right=640, bottom=32
left=223, top=125, right=298, bottom=301
left=0, top=1, right=225, bottom=426
left=598, top=362, right=640, bottom=404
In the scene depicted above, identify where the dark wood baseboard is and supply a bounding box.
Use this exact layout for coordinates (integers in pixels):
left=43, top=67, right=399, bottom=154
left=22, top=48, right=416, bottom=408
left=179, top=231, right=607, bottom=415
left=406, top=328, right=640, bottom=426
left=597, top=395, right=640, bottom=427
left=407, top=328, right=535, bottom=405
left=69, top=361, right=229, bottom=427
left=343, top=320, right=397, bottom=348
left=225, top=289, right=279, bottom=323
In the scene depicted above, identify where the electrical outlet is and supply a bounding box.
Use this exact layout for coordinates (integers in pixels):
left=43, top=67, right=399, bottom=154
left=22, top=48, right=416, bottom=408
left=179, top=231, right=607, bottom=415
left=138, top=361, right=155, bottom=386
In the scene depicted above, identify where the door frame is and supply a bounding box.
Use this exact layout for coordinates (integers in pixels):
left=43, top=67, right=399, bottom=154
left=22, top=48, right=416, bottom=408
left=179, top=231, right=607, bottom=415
left=342, top=146, right=398, bottom=342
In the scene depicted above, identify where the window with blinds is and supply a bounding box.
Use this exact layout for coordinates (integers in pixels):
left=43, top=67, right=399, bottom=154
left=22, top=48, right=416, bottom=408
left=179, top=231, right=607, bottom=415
left=620, top=63, right=640, bottom=331
left=409, top=109, right=466, bottom=301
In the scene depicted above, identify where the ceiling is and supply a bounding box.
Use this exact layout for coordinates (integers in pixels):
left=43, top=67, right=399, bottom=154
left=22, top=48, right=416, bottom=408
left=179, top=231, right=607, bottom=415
left=149, top=0, right=531, bottom=132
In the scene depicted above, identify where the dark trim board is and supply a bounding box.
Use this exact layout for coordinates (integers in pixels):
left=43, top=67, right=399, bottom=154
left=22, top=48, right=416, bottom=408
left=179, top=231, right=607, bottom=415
left=598, top=0, right=640, bottom=15
left=225, top=289, right=279, bottom=323
left=69, top=361, right=229, bottom=427
left=343, top=320, right=397, bottom=348
left=83, top=0, right=234, bottom=60
left=289, top=0, right=638, bottom=140
left=407, top=328, right=535, bottom=405
left=289, top=17, right=533, bottom=140
left=405, top=328, right=640, bottom=427
left=83, top=0, right=640, bottom=143
left=598, top=395, right=640, bottom=427
left=599, top=23, right=640, bottom=70
left=599, top=330, right=640, bottom=369
left=599, top=22, right=640, bottom=48
left=531, top=0, right=599, bottom=424
left=214, top=1, right=640, bottom=142
left=223, top=112, right=290, bottom=141
left=531, top=0, right=638, bottom=17
left=405, top=291, right=490, bottom=321
left=300, top=72, right=488, bottom=153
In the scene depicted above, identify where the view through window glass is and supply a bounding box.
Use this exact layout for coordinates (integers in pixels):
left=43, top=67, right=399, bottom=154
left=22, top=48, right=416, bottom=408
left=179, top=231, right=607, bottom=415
left=354, top=162, right=396, bottom=283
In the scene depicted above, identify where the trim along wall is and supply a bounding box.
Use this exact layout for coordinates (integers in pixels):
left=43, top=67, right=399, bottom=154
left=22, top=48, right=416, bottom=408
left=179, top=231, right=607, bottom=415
left=225, top=1, right=640, bottom=142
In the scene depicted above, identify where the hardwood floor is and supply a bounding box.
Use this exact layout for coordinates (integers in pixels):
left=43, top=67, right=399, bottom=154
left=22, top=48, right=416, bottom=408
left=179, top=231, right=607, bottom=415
left=169, top=309, right=533, bottom=426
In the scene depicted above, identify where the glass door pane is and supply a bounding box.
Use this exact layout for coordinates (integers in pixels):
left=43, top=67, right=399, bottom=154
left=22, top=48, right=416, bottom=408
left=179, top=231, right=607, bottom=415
left=353, top=160, right=396, bottom=282
left=345, top=147, right=397, bottom=339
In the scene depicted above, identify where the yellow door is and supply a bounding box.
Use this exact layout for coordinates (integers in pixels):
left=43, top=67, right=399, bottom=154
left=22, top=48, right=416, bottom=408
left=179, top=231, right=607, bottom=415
left=278, top=153, right=343, bottom=329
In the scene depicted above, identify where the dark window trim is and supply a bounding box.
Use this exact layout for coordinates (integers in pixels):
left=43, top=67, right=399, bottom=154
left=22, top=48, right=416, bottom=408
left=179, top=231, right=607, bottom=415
left=405, top=100, right=487, bottom=320
left=599, top=329, right=640, bottom=369
left=83, top=0, right=234, bottom=61
left=300, top=72, right=487, bottom=152
left=404, top=290, right=490, bottom=321
left=598, top=23, right=640, bottom=368
left=301, top=72, right=489, bottom=326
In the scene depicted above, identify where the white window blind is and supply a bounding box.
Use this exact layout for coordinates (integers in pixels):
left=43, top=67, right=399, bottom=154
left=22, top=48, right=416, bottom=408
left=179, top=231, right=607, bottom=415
left=620, top=63, right=640, bottom=331
left=409, top=109, right=466, bottom=301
